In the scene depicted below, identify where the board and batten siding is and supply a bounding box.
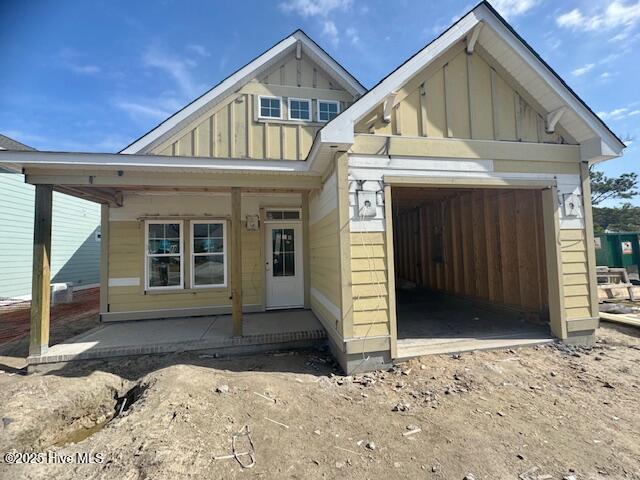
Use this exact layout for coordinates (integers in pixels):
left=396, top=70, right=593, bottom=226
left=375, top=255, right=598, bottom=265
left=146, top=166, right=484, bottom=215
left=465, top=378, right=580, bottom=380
left=0, top=172, right=100, bottom=299
left=308, top=171, right=341, bottom=342
left=354, top=42, right=574, bottom=146
left=149, top=51, right=354, bottom=161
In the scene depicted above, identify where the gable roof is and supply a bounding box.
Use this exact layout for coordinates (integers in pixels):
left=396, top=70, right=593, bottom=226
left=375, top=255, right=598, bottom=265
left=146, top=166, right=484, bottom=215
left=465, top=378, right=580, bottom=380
left=317, top=1, right=624, bottom=165
left=0, top=133, right=34, bottom=151
left=121, top=30, right=366, bottom=155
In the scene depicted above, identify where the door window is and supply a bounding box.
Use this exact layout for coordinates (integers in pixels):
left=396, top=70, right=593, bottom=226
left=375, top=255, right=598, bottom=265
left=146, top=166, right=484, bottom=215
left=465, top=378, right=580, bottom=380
left=272, top=228, right=295, bottom=277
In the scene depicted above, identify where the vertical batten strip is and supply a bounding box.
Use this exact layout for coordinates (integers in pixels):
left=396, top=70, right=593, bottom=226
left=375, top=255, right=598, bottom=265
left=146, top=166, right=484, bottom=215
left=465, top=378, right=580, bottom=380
left=466, top=54, right=474, bottom=139
left=490, top=68, right=498, bottom=141
left=443, top=63, right=452, bottom=138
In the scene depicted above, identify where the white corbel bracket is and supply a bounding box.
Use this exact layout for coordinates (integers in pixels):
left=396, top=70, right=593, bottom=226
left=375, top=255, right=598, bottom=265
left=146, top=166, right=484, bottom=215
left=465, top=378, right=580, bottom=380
left=466, top=22, right=483, bottom=54
left=382, top=92, right=398, bottom=123
left=295, top=40, right=302, bottom=60
left=546, top=107, right=566, bottom=134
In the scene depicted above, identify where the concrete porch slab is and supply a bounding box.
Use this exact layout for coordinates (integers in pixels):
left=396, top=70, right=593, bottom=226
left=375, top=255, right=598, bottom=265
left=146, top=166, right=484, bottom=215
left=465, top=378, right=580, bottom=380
left=28, top=310, right=326, bottom=365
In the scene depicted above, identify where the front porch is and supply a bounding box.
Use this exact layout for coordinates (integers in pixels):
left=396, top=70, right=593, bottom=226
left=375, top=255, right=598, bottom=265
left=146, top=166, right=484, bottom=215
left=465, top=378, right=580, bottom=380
left=27, top=310, right=325, bottom=365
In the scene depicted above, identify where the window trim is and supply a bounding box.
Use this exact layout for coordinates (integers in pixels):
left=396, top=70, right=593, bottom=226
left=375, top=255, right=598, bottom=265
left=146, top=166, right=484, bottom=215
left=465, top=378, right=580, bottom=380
left=287, top=97, right=312, bottom=121
left=144, top=220, right=184, bottom=291
left=263, top=208, right=303, bottom=223
left=190, top=220, right=228, bottom=289
left=317, top=99, right=340, bottom=122
left=258, top=95, right=283, bottom=120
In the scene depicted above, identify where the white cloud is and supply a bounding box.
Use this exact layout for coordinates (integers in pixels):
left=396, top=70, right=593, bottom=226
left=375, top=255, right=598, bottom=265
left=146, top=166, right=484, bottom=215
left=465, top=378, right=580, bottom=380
left=143, top=47, right=205, bottom=98
left=322, top=20, right=339, bottom=45
left=279, top=0, right=352, bottom=18
left=186, top=44, right=210, bottom=57
left=572, top=63, right=595, bottom=76
left=56, top=48, right=102, bottom=76
left=114, top=96, right=183, bottom=123
left=556, top=1, right=640, bottom=32
left=491, top=0, right=539, bottom=18
left=597, top=107, right=640, bottom=120
left=346, top=27, right=359, bottom=44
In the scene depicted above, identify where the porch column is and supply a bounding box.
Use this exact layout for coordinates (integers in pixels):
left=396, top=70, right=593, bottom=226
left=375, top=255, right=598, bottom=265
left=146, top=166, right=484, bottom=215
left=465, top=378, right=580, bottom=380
left=30, top=184, right=53, bottom=356
left=231, top=187, right=243, bottom=336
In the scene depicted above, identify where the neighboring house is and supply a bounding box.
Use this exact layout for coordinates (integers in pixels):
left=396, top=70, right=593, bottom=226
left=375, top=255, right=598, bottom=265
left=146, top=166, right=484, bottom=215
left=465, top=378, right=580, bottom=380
left=0, top=2, right=625, bottom=372
left=0, top=134, right=101, bottom=300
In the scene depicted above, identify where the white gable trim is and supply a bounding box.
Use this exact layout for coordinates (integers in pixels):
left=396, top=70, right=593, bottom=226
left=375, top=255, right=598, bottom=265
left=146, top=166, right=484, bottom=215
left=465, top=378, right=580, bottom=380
left=121, top=31, right=365, bottom=155
left=318, top=2, right=624, bottom=162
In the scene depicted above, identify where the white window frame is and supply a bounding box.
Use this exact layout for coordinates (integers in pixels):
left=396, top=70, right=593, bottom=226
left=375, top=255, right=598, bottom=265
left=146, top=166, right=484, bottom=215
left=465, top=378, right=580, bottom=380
left=317, top=99, right=340, bottom=122
left=190, top=220, right=228, bottom=289
left=258, top=95, right=283, bottom=119
left=263, top=208, right=303, bottom=223
left=287, top=97, right=312, bottom=121
left=145, top=220, right=184, bottom=291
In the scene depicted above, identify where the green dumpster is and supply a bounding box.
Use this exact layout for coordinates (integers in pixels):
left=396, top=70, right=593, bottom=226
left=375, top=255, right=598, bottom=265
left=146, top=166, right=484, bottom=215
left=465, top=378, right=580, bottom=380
left=595, top=232, right=640, bottom=275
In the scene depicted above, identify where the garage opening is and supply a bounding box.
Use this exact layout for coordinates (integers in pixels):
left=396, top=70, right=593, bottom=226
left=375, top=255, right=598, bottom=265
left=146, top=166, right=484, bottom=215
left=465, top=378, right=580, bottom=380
left=391, top=186, right=554, bottom=359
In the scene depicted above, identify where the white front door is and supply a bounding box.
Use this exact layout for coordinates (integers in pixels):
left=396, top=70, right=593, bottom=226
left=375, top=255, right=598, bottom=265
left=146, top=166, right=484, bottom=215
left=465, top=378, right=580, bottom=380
left=265, top=223, right=304, bottom=309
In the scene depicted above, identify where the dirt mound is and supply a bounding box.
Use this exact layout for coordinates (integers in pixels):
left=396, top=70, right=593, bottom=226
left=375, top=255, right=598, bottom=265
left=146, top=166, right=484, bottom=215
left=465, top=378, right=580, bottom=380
left=1, top=326, right=639, bottom=479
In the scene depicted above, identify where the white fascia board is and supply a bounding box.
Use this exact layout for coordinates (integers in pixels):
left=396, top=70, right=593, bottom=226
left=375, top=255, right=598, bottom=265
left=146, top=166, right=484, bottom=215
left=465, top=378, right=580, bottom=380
left=319, top=12, right=481, bottom=146
left=0, top=150, right=314, bottom=174
left=474, top=5, right=624, bottom=156
left=121, top=36, right=298, bottom=154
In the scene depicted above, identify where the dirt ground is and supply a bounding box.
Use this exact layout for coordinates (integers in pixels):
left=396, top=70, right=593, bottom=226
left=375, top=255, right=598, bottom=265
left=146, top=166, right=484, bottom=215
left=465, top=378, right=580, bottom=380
left=0, top=322, right=638, bottom=480
left=0, top=288, right=100, bottom=361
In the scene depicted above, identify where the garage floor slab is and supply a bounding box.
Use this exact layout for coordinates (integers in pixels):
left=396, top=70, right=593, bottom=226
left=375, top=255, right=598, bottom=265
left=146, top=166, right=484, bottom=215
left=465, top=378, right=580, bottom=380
left=396, top=290, right=554, bottom=359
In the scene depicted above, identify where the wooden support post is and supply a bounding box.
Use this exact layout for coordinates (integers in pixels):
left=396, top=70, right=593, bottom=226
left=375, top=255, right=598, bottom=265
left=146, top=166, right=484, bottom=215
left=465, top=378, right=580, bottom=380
left=231, top=187, right=243, bottom=336
left=30, top=185, right=53, bottom=356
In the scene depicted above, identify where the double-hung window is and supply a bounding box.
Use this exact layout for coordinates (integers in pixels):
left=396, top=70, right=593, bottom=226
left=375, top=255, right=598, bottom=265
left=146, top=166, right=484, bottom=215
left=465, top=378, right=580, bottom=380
left=146, top=221, right=183, bottom=290
left=288, top=98, right=311, bottom=121
left=191, top=221, right=227, bottom=288
left=317, top=100, right=340, bottom=122
left=259, top=96, right=282, bottom=119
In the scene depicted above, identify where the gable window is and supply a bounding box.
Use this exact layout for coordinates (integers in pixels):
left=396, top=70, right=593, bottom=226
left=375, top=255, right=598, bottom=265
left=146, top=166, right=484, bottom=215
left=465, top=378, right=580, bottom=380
left=317, top=100, right=340, bottom=122
left=191, top=221, right=227, bottom=288
left=146, top=221, right=183, bottom=290
left=288, top=98, right=311, bottom=121
left=259, top=96, right=282, bottom=119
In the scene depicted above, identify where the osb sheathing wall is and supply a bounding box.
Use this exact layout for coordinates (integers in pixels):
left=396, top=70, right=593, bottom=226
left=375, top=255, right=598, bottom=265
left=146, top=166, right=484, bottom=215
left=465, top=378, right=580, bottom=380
left=394, top=189, right=549, bottom=314
left=355, top=42, right=574, bottom=146
left=150, top=51, right=354, bottom=161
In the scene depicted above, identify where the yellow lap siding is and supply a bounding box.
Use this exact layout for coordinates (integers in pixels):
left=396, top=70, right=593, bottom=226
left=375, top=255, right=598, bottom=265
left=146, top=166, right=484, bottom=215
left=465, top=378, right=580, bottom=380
left=560, top=229, right=594, bottom=321
left=107, top=220, right=262, bottom=314
left=350, top=232, right=391, bottom=338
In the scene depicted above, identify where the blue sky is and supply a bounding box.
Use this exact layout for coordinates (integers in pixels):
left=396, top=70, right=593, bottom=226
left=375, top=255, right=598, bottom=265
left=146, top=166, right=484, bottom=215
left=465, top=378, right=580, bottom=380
left=1, top=0, right=638, bottom=204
